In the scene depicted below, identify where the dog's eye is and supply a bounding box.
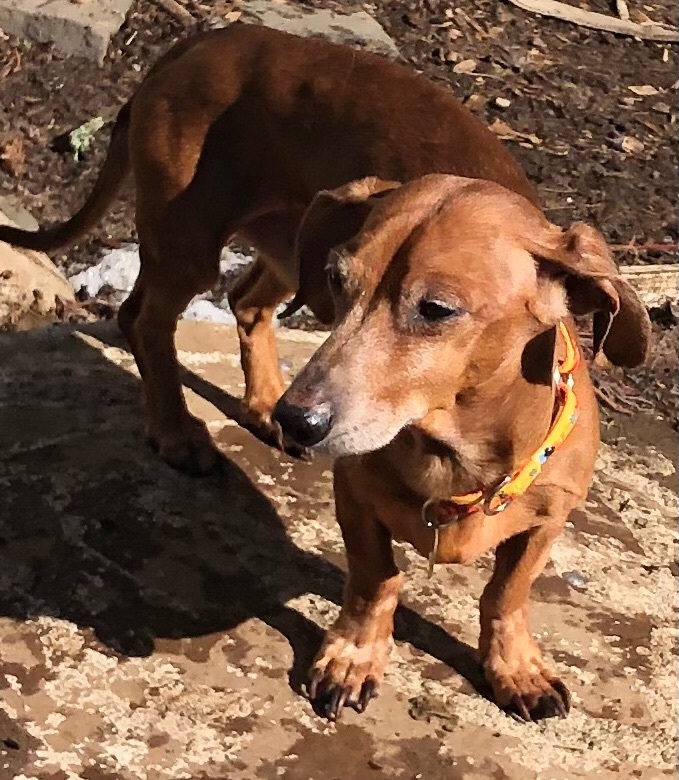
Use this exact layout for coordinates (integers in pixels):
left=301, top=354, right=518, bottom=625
left=418, top=299, right=463, bottom=322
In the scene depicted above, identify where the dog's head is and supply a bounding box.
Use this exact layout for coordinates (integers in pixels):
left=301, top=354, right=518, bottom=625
left=275, top=174, right=651, bottom=457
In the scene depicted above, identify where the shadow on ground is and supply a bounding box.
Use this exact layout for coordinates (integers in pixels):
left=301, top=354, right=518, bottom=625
left=0, top=322, right=486, bottom=702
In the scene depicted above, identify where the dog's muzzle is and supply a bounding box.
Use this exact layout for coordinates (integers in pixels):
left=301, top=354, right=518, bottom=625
left=273, top=399, right=334, bottom=448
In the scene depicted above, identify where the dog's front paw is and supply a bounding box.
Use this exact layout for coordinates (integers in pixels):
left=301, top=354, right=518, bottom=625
left=484, top=651, right=571, bottom=722
left=307, top=629, right=392, bottom=721
left=148, top=415, right=221, bottom=475
left=241, top=405, right=311, bottom=460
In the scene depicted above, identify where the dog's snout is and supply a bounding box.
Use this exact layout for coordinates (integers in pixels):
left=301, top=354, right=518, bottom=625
left=273, top=399, right=333, bottom=447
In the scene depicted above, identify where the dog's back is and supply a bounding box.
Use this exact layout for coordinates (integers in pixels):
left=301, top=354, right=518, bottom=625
left=0, top=22, right=539, bottom=474
left=141, top=23, right=536, bottom=205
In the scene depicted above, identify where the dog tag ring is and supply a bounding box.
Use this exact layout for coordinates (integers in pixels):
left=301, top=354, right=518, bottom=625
left=421, top=499, right=442, bottom=578
left=427, top=522, right=439, bottom=578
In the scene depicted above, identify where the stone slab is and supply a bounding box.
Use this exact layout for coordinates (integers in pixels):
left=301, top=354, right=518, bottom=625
left=238, top=0, right=399, bottom=56
left=0, top=0, right=132, bottom=62
left=0, top=319, right=674, bottom=779
left=0, top=207, right=75, bottom=328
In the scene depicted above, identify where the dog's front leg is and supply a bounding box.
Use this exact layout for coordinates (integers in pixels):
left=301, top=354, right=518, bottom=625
left=479, top=520, right=571, bottom=722
left=308, top=460, right=403, bottom=720
left=228, top=259, right=302, bottom=454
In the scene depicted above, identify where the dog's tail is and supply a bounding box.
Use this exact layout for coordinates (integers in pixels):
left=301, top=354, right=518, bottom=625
left=0, top=103, right=132, bottom=252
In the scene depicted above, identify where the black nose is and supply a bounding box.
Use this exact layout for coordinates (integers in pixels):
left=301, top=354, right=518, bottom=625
left=273, top=400, right=333, bottom=447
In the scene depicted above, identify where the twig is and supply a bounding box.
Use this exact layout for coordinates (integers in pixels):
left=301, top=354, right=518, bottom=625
left=152, top=0, right=195, bottom=25
left=615, top=0, right=630, bottom=22
left=594, top=381, right=649, bottom=415
left=610, top=242, right=678, bottom=254
left=504, top=0, right=679, bottom=42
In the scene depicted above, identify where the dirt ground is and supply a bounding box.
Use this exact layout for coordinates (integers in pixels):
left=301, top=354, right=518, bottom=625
left=0, top=0, right=677, bottom=274
left=0, top=321, right=676, bottom=780
left=0, top=2, right=677, bottom=779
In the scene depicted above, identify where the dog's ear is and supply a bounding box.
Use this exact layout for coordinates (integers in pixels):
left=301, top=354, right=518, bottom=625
left=527, top=221, right=651, bottom=367
left=280, top=177, right=401, bottom=324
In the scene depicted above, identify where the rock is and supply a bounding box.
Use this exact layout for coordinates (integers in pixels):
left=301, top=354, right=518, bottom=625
left=0, top=0, right=132, bottom=63
left=0, top=319, right=674, bottom=777
left=237, top=1, right=399, bottom=57
left=562, top=570, right=588, bottom=590
left=0, top=206, right=75, bottom=329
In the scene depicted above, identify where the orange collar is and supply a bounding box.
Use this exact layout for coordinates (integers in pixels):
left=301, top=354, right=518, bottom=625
left=423, top=321, right=580, bottom=536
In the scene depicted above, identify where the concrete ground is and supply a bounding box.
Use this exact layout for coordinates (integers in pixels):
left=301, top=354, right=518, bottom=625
left=0, top=321, right=675, bottom=780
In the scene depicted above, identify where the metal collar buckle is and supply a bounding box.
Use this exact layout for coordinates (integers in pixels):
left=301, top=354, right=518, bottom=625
left=482, top=475, right=513, bottom=516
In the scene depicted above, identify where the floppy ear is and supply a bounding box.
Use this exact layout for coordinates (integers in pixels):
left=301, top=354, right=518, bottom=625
left=527, top=221, right=652, bottom=368
left=280, top=177, right=401, bottom=324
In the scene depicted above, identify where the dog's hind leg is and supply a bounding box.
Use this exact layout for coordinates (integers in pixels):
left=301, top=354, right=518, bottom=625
left=128, top=221, right=223, bottom=474
left=118, top=270, right=149, bottom=377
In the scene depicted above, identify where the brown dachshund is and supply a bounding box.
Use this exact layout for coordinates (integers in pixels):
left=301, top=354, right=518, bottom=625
left=274, top=174, right=650, bottom=720
left=0, top=23, right=533, bottom=471
left=0, top=25, right=651, bottom=721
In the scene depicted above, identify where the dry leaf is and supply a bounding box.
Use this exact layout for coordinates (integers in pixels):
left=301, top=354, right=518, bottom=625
left=628, top=85, right=659, bottom=96
left=224, top=10, right=241, bottom=23
left=621, top=136, right=644, bottom=154
left=0, top=137, right=26, bottom=177
left=453, top=59, right=477, bottom=74
left=489, top=119, right=541, bottom=146
left=465, top=94, right=487, bottom=111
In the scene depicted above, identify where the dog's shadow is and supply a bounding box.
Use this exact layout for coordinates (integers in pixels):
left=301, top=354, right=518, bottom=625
left=0, top=322, right=487, bottom=704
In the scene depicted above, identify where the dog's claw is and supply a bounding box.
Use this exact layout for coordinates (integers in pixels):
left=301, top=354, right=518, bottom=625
left=509, top=694, right=533, bottom=723
left=355, top=677, right=378, bottom=712
left=242, top=414, right=311, bottom=460
left=307, top=668, right=325, bottom=701
left=326, top=686, right=349, bottom=721
left=505, top=677, right=571, bottom=723
left=308, top=674, right=379, bottom=720
left=550, top=679, right=572, bottom=715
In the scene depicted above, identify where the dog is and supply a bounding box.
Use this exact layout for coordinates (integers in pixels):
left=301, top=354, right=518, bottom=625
left=274, top=174, right=651, bottom=720
left=0, top=24, right=651, bottom=721
left=0, top=23, right=535, bottom=472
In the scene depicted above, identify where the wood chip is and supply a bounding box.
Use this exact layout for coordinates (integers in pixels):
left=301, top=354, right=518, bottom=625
left=652, top=102, right=672, bottom=114
left=621, top=136, right=645, bottom=154
left=628, top=85, right=660, bottom=96
left=504, top=0, right=679, bottom=42
left=615, top=0, right=630, bottom=21
left=0, top=137, right=26, bottom=177
left=489, top=119, right=542, bottom=146
left=453, top=59, right=477, bottom=74
left=152, top=0, right=194, bottom=25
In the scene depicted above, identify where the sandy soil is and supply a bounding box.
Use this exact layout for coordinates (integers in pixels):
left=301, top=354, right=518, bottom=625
left=0, top=321, right=676, bottom=779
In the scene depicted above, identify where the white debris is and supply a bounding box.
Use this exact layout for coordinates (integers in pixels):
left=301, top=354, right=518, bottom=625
left=69, top=243, right=140, bottom=299
left=183, top=299, right=236, bottom=325
left=220, top=247, right=254, bottom=275
left=68, top=244, right=257, bottom=323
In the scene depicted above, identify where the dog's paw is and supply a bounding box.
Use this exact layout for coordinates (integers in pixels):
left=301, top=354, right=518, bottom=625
left=241, top=406, right=312, bottom=460
left=485, top=659, right=571, bottom=722
left=148, top=416, right=221, bottom=476
left=307, top=631, right=392, bottom=721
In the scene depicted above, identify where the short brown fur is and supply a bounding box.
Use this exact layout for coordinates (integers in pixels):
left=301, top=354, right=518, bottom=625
left=0, top=25, right=651, bottom=721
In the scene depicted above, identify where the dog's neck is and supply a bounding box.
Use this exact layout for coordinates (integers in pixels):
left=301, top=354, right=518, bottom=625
left=389, top=329, right=558, bottom=502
